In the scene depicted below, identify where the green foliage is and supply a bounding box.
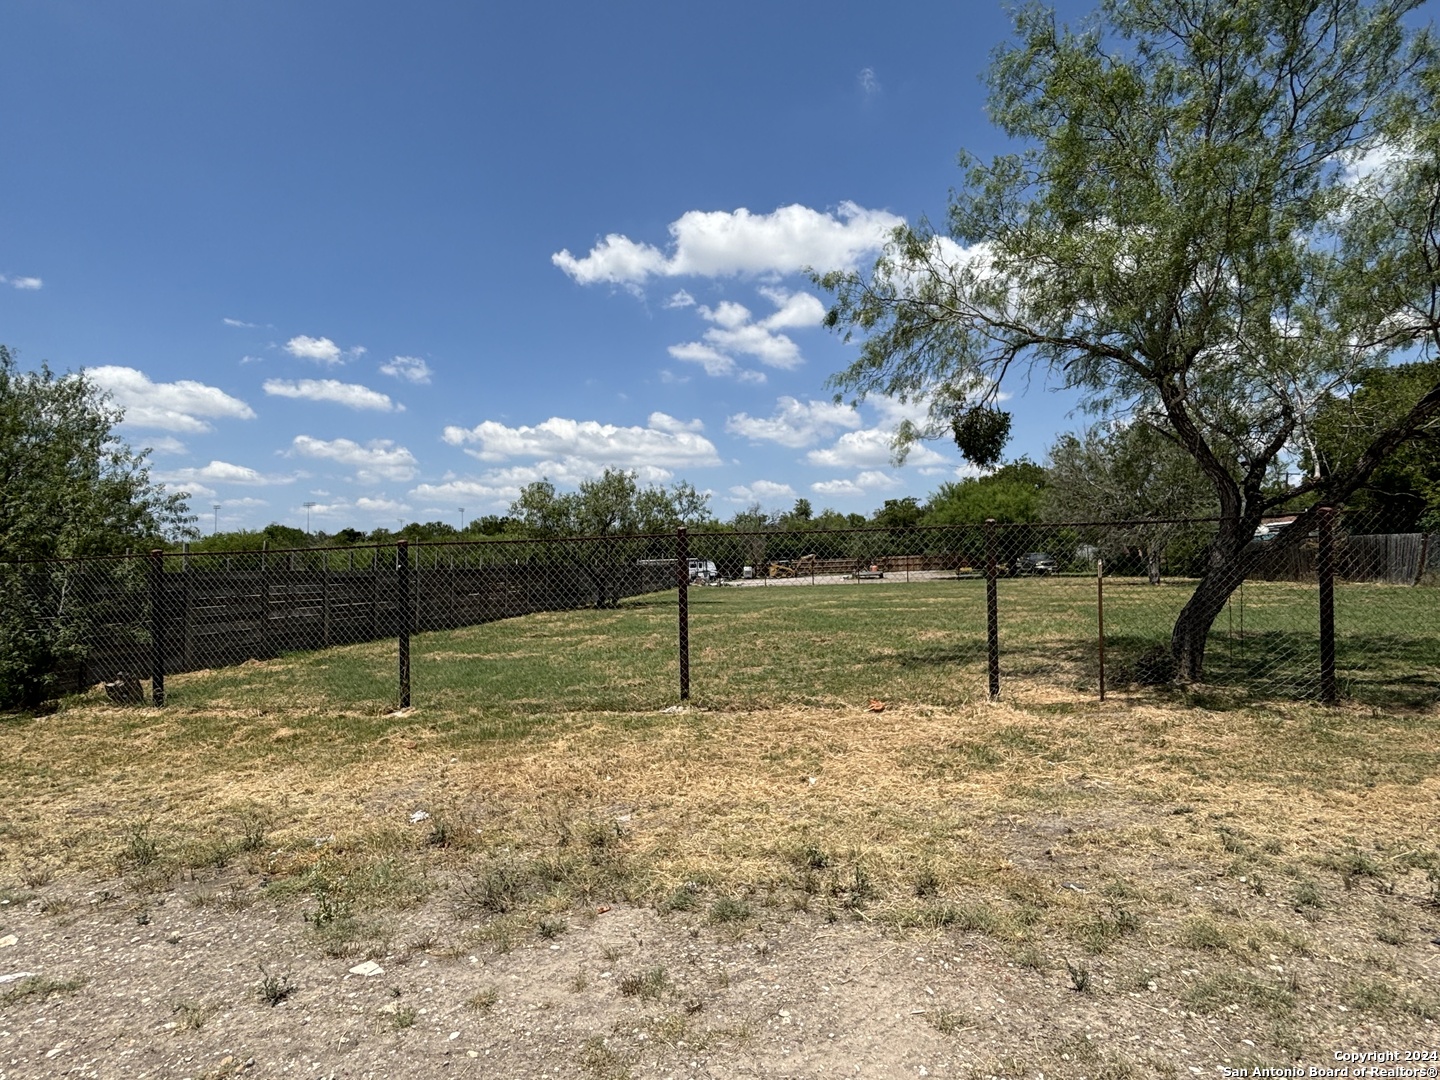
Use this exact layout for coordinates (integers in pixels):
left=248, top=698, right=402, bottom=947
left=1045, top=424, right=1216, bottom=579
left=0, top=345, right=194, bottom=707
left=921, top=460, right=1047, bottom=525
left=871, top=496, right=923, bottom=529
left=504, top=469, right=709, bottom=608
left=510, top=469, right=712, bottom=538
left=263, top=522, right=310, bottom=548
left=0, top=346, right=192, bottom=561
left=1310, top=359, right=1440, bottom=532
left=949, top=405, right=1012, bottom=468
left=255, top=966, right=296, bottom=1007
left=818, top=0, right=1439, bottom=678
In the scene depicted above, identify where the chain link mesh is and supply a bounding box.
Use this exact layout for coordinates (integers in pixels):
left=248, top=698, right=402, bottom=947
left=4, top=511, right=1436, bottom=713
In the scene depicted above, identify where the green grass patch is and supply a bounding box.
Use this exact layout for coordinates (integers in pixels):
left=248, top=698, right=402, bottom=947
left=113, top=576, right=1440, bottom=722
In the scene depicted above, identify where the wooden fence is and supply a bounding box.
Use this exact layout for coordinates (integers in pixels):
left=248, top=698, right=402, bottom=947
left=1248, top=532, right=1437, bottom=584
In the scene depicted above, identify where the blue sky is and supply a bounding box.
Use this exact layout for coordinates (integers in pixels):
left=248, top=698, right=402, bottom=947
left=0, top=1, right=1086, bottom=534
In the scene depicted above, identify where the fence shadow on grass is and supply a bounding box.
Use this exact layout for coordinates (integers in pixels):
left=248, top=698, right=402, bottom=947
left=1334, top=635, right=1440, bottom=711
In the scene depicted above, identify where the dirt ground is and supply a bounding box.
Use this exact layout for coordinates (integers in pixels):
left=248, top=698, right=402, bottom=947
left=3, top=866, right=1437, bottom=1080
left=4, top=692, right=1439, bottom=1079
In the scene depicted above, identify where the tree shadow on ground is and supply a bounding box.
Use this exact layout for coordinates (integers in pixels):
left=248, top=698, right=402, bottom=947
left=877, top=630, right=1440, bottom=712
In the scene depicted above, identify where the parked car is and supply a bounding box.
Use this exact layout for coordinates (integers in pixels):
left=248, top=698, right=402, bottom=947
left=1010, top=551, right=1058, bottom=576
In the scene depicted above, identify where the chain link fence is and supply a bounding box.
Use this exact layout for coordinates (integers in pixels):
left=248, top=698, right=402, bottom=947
left=3, top=511, right=1436, bottom=714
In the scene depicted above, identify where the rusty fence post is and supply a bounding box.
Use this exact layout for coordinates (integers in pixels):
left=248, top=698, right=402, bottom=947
left=985, top=519, right=1000, bottom=701
left=677, top=526, right=690, bottom=701
left=1317, top=506, right=1337, bottom=705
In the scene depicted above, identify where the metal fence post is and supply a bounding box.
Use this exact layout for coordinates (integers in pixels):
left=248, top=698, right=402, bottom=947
left=397, top=540, right=411, bottom=709
left=149, top=549, right=166, bottom=707
left=985, top=518, right=1000, bottom=701
left=677, top=526, right=690, bottom=701
left=1096, top=557, right=1106, bottom=702
left=1317, top=506, right=1337, bottom=705
left=259, top=541, right=270, bottom=658
left=182, top=542, right=194, bottom=670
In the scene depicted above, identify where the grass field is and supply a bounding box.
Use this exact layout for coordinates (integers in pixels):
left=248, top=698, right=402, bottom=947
left=114, top=575, right=1440, bottom=717
left=3, top=576, right=1439, bottom=1072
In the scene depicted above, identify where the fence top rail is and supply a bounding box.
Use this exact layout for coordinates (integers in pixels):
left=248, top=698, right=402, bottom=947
left=8, top=509, right=1418, bottom=571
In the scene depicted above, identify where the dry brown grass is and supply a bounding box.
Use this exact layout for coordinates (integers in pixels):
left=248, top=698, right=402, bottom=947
left=5, top=686, right=1435, bottom=898
left=5, top=677, right=1439, bottom=1062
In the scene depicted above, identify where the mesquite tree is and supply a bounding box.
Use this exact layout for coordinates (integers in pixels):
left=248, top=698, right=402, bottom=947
left=819, top=0, right=1440, bottom=680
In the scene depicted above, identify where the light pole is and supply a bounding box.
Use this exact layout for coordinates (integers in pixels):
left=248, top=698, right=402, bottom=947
left=304, top=501, right=317, bottom=535
left=459, top=507, right=466, bottom=533
left=212, top=503, right=221, bottom=535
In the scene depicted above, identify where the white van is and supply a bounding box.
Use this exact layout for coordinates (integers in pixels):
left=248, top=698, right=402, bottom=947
left=688, top=558, right=720, bottom=583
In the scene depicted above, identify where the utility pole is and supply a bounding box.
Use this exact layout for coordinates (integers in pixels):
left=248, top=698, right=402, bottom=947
left=212, top=503, right=221, bottom=535
left=459, top=507, right=466, bottom=533
left=304, top=501, right=317, bottom=535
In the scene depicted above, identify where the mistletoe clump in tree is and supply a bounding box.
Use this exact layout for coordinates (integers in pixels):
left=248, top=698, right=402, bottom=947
left=820, top=0, right=1440, bottom=680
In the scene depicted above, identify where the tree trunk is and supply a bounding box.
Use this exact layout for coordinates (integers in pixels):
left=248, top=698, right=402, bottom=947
left=1170, top=565, right=1242, bottom=681
left=1146, top=547, right=1162, bottom=585
left=1170, top=516, right=1268, bottom=681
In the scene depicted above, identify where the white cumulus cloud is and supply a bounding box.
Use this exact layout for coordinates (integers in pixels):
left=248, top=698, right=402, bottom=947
left=430, top=413, right=722, bottom=505
left=810, top=470, right=902, bottom=498
left=667, top=342, right=766, bottom=382
left=728, top=480, right=796, bottom=504
left=647, top=412, right=705, bottom=435
left=1341, top=141, right=1411, bottom=186
left=297, top=495, right=412, bottom=521
left=87, top=366, right=256, bottom=434
left=291, top=436, right=420, bottom=483
left=2, top=275, right=43, bottom=290
left=140, top=435, right=188, bottom=456
left=356, top=496, right=411, bottom=514
left=725, top=397, right=862, bottom=449
left=552, top=202, right=904, bottom=285
left=807, top=429, right=948, bottom=470
left=699, top=300, right=751, bottom=329
left=443, top=414, right=721, bottom=472
left=757, top=287, right=827, bottom=330
left=157, top=460, right=294, bottom=487
left=284, top=335, right=344, bottom=366
left=700, top=322, right=801, bottom=369
left=264, top=379, right=401, bottom=412
left=668, top=287, right=827, bottom=378
left=409, top=478, right=520, bottom=509
left=379, top=355, right=432, bottom=384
